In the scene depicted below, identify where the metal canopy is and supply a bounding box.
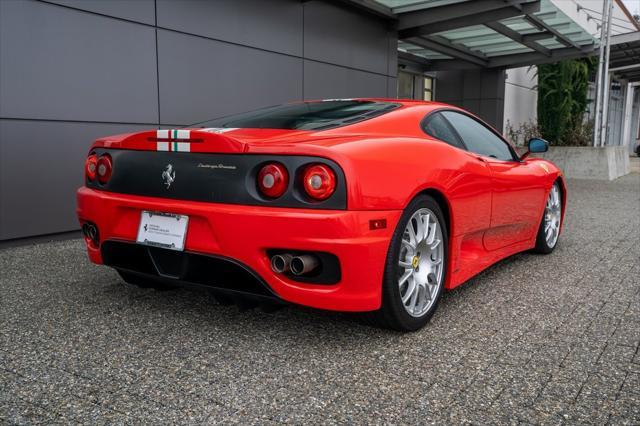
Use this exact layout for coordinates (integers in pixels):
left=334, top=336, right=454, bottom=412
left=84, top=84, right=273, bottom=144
left=609, top=32, right=640, bottom=82
left=349, top=0, right=600, bottom=70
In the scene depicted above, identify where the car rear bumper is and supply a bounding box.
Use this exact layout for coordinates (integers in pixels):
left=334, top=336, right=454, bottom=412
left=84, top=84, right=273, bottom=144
left=77, top=187, right=402, bottom=311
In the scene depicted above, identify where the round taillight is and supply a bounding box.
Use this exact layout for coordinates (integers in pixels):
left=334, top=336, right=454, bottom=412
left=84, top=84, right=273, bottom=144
left=302, top=164, right=336, bottom=201
left=85, top=154, right=98, bottom=181
left=257, top=163, right=289, bottom=198
left=97, top=154, right=112, bottom=184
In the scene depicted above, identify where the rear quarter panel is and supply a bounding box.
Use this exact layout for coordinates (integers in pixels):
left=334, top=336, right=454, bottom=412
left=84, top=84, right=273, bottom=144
left=330, top=137, right=494, bottom=238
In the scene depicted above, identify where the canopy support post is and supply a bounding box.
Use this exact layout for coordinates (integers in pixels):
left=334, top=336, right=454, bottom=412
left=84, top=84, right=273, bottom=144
left=593, top=0, right=613, bottom=147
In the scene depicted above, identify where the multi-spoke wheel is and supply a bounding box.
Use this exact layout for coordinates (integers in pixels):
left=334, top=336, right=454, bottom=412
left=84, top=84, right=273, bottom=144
left=365, top=195, right=448, bottom=331
left=533, top=181, right=562, bottom=254
left=398, top=208, right=444, bottom=318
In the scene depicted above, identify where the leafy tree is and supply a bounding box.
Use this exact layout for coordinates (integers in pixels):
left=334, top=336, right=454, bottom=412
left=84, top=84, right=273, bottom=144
left=536, top=58, right=596, bottom=146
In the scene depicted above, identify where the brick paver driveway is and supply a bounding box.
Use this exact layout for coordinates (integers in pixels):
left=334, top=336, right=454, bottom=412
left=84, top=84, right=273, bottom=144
left=1, top=174, right=639, bottom=424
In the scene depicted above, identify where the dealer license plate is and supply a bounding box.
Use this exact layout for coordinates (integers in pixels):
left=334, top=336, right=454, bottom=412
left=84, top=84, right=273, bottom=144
left=136, top=211, right=189, bottom=251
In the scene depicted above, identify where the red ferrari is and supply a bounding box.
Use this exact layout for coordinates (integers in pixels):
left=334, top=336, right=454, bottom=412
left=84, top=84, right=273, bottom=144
left=77, top=99, right=565, bottom=331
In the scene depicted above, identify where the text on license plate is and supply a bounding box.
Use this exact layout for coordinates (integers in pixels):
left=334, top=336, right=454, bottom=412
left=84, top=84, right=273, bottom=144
left=136, top=211, right=189, bottom=251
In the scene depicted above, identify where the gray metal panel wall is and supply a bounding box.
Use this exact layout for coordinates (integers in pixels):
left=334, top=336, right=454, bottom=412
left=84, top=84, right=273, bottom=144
left=0, top=120, right=152, bottom=240
left=0, top=0, right=159, bottom=123
left=304, top=61, right=388, bottom=100
left=45, top=0, right=156, bottom=25
left=156, top=0, right=303, bottom=56
left=157, top=30, right=303, bottom=125
left=435, top=69, right=506, bottom=130
left=303, top=1, right=391, bottom=76
left=0, top=0, right=397, bottom=241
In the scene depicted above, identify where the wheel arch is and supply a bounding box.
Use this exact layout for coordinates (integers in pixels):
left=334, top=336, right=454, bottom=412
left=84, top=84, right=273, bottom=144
left=413, top=187, right=452, bottom=239
left=555, top=174, right=568, bottom=228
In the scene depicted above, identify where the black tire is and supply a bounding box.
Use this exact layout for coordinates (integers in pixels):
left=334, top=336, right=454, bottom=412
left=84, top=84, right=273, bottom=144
left=117, top=270, right=176, bottom=291
left=532, top=182, right=562, bottom=254
left=365, top=195, right=448, bottom=332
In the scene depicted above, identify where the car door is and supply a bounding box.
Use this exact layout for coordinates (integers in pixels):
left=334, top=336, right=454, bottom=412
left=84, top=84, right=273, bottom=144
left=422, top=112, right=492, bottom=240
left=440, top=111, right=547, bottom=251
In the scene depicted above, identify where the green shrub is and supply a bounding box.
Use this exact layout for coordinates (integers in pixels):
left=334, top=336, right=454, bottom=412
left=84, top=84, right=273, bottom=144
left=505, top=119, right=540, bottom=147
left=537, top=58, right=596, bottom=146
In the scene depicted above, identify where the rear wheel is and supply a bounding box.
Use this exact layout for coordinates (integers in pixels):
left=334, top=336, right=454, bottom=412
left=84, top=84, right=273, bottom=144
left=117, top=270, right=176, bottom=291
left=366, top=195, right=448, bottom=331
left=533, top=182, right=562, bottom=254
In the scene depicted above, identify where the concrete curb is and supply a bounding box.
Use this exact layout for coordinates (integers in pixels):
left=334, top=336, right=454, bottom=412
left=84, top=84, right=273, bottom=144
left=534, top=146, right=631, bottom=180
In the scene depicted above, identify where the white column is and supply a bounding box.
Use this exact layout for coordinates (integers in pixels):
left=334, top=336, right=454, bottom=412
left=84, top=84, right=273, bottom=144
left=593, top=0, right=613, bottom=147
left=621, top=82, right=638, bottom=148
left=599, top=0, right=614, bottom=147
left=601, top=72, right=612, bottom=146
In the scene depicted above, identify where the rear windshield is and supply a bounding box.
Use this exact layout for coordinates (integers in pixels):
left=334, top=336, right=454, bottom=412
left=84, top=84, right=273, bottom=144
left=192, top=100, right=400, bottom=131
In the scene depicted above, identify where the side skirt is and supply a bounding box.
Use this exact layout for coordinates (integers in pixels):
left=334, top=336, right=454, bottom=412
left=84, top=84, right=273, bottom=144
left=446, top=234, right=535, bottom=290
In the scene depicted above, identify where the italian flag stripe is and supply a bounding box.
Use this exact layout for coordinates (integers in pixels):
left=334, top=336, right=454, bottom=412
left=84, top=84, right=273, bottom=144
left=156, top=129, right=191, bottom=151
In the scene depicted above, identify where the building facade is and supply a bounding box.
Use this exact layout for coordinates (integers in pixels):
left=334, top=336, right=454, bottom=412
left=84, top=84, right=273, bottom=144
left=1, top=0, right=638, bottom=242
left=0, top=0, right=398, bottom=241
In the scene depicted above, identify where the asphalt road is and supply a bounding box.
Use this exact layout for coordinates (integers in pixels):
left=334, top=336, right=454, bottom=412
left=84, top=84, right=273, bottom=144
left=1, top=174, right=639, bottom=424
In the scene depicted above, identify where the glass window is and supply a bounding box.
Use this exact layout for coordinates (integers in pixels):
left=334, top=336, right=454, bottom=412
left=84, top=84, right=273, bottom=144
left=441, top=111, right=515, bottom=161
left=397, top=71, right=436, bottom=101
left=422, top=113, right=464, bottom=149
left=194, top=101, right=400, bottom=131
left=398, top=71, right=414, bottom=99
left=424, top=76, right=433, bottom=101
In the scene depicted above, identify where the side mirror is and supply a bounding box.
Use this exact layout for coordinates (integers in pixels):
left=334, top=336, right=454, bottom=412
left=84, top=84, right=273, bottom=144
left=521, top=137, right=549, bottom=160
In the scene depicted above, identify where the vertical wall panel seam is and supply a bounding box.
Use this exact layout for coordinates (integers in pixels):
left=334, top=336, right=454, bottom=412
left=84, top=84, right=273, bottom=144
left=387, top=29, right=390, bottom=97
left=154, top=0, right=161, bottom=127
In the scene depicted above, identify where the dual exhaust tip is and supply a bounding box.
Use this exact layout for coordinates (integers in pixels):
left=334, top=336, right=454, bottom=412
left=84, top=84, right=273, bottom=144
left=271, top=253, right=319, bottom=276
left=82, top=222, right=99, bottom=245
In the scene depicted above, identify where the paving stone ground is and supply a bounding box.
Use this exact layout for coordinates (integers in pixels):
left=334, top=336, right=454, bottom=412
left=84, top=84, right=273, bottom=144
left=1, top=174, right=639, bottom=424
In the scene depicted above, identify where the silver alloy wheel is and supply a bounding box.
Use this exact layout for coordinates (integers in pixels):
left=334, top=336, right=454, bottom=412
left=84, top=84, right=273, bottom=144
left=544, top=183, right=562, bottom=248
left=398, top=208, right=445, bottom=318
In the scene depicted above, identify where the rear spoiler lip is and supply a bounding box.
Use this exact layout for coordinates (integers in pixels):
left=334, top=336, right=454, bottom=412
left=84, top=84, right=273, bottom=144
left=94, top=128, right=249, bottom=153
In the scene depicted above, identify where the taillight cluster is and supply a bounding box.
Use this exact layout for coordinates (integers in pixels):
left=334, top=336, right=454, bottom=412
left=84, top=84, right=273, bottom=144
left=256, top=162, right=337, bottom=201
left=302, top=164, right=336, bottom=201
left=85, top=153, right=112, bottom=184
left=257, top=163, right=289, bottom=198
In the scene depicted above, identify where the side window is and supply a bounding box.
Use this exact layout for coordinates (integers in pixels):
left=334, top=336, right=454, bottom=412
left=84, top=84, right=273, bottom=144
left=422, top=112, right=465, bottom=149
left=441, top=111, right=515, bottom=161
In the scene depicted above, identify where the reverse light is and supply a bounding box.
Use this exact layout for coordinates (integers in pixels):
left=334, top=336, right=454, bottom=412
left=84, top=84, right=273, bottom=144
left=85, top=154, right=98, bottom=181
left=97, top=154, right=112, bottom=184
left=258, top=163, right=289, bottom=198
left=302, top=164, right=336, bottom=201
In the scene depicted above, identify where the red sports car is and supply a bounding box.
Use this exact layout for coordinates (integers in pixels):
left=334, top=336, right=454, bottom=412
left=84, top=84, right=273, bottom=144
left=77, top=99, right=565, bottom=331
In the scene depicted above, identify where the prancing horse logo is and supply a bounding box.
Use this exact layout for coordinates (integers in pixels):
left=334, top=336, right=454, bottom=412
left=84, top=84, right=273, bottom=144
left=162, top=164, right=175, bottom=188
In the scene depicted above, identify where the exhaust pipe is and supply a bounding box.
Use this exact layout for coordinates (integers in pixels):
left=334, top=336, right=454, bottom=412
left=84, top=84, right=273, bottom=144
left=270, top=254, right=293, bottom=273
left=290, top=255, right=320, bottom=275
left=82, top=223, right=99, bottom=244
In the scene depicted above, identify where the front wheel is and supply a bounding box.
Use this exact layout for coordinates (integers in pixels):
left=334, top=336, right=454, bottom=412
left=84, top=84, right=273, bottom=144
left=533, top=181, right=562, bottom=254
left=366, top=195, right=448, bottom=331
